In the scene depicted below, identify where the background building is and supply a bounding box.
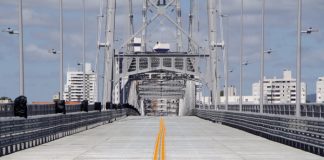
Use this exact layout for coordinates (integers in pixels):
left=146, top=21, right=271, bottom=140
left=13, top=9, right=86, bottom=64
left=227, top=85, right=237, bottom=96
left=252, top=69, right=306, bottom=104
left=63, top=63, right=97, bottom=104
left=220, top=96, right=259, bottom=104
left=316, top=77, right=324, bottom=103
left=220, top=86, right=259, bottom=104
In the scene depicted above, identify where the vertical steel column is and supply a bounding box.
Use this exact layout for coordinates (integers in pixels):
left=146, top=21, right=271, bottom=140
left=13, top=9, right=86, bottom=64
left=59, top=0, right=64, bottom=100
left=141, top=0, right=147, bottom=52
left=296, top=0, right=302, bottom=117
left=103, top=0, right=116, bottom=105
left=18, top=0, right=24, bottom=96
left=260, top=0, right=265, bottom=113
left=176, top=0, right=182, bottom=52
left=207, top=0, right=218, bottom=109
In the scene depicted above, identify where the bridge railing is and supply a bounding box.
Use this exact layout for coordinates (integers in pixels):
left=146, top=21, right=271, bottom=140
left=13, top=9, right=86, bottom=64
left=0, top=103, right=14, bottom=117
left=197, top=103, right=324, bottom=119
left=0, top=103, right=99, bottom=117
left=0, top=109, right=126, bottom=157
left=193, top=106, right=324, bottom=156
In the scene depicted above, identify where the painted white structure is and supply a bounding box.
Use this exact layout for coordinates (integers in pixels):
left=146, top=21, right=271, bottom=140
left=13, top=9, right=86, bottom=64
left=316, top=77, right=324, bottom=103
left=220, top=96, right=259, bottom=104
left=252, top=69, right=306, bottom=104
left=132, top=37, right=142, bottom=52
left=153, top=42, right=170, bottom=52
left=0, top=99, right=12, bottom=103
left=63, top=63, right=97, bottom=104
left=227, top=85, right=237, bottom=96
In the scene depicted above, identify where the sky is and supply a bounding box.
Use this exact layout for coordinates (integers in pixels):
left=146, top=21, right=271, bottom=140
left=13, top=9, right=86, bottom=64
left=0, top=0, right=324, bottom=102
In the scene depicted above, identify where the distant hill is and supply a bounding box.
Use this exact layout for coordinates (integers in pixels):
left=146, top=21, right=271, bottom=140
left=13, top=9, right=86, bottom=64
left=306, top=94, right=316, bottom=103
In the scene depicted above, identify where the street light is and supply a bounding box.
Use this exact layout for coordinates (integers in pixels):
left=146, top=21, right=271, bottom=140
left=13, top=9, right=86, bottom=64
left=260, top=0, right=265, bottom=114
left=59, top=0, right=64, bottom=101
left=242, top=60, right=249, bottom=66
left=296, top=0, right=319, bottom=117
left=2, top=0, right=24, bottom=97
left=49, top=49, right=63, bottom=99
left=239, top=0, right=244, bottom=112
left=49, top=49, right=59, bottom=54
left=2, top=26, right=24, bottom=97
left=239, top=59, right=250, bottom=109
left=18, top=0, right=24, bottom=96
left=2, top=27, right=19, bottom=35
left=260, top=47, right=272, bottom=113
left=301, top=27, right=319, bottom=34
left=82, top=0, right=86, bottom=101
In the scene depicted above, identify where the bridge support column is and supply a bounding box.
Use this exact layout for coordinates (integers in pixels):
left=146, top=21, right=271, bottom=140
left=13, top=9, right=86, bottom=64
left=179, top=81, right=196, bottom=116
left=103, top=0, right=116, bottom=107
left=178, top=99, right=185, bottom=116
left=140, top=99, right=145, bottom=116
left=207, top=0, right=219, bottom=109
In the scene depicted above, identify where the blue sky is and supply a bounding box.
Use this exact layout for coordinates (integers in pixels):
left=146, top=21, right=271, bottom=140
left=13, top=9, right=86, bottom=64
left=0, top=0, right=324, bottom=102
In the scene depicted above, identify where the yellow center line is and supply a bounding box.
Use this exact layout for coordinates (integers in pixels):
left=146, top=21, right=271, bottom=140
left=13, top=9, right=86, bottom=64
left=153, top=117, right=166, bottom=160
left=161, top=118, right=166, bottom=160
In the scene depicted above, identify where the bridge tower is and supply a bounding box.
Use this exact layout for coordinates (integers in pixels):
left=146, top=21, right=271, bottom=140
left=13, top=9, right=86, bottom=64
left=102, top=0, right=220, bottom=116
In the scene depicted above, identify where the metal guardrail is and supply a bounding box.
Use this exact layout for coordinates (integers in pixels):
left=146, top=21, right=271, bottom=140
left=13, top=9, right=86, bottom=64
left=0, top=103, right=98, bottom=117
left=0, top=103, right=14, bottom=117
left=196, top=103, right=324, bottom=118
left=193, top=109, right=324, bottom=157
left=0, top=109, right=126, bottom=157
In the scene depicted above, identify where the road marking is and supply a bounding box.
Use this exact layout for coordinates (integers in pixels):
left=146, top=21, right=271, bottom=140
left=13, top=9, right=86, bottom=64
left=153, top=117, right=166, bottom=160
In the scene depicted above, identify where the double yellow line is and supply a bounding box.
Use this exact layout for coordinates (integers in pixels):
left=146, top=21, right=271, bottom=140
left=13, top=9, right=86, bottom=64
left=153, top=117, right=166, bottom=160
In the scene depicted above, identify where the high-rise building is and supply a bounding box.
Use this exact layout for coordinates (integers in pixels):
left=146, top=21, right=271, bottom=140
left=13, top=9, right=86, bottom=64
left=316, top=77, right=324, bottom=103
left=227, top=85, right=237, bottom=96
left=252, top=69, right=306, bottom=104
left=63, top=63, right=97, bottom=104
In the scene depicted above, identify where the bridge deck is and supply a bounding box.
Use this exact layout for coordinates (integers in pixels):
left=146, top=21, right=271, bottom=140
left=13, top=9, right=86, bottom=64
left=2, top=116, right=322, bottom=160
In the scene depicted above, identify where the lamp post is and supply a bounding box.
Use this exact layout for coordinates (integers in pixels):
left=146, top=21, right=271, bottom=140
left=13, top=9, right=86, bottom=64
left=3, top=0, right=25, bottom=96
left=82, top=0, right=86, bottom=101
left=18, top=0, right=24, bottom=96
left=59, top=0, right=64, bottom=100
left=260, top=47, right=272, bottom=110
left=49, top=49, right=63, bottom=99
left=239, top=0, right=244, bottom=112
left=2, top=26, right=23, bottom=96
left=260, top=0, right=265, bottom=114
left=2, top=0, right=25, bottom=96
left=296, top=0, right=318, bottom=117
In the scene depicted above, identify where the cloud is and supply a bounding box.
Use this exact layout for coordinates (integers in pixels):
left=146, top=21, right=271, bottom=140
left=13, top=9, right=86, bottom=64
left=1, top=0, right=324, bottom=100
left=25, top=44, right=57, bottom=61
left=23, top=9, right=55, bottom=27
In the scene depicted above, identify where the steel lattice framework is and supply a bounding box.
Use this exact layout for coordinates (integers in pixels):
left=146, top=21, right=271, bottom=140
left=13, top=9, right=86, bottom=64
left=101, top=0, right=220, bottom=116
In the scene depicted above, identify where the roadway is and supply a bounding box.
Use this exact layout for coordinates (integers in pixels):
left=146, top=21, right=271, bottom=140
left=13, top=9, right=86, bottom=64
left=1, top=116, right=322, bottom=160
